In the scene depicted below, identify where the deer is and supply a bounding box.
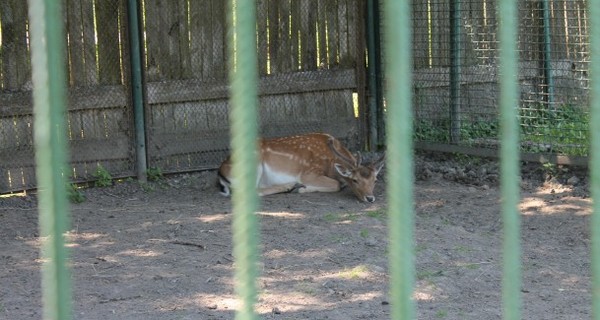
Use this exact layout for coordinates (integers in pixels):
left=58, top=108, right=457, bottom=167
left=217, top=133, right=385, bottom=202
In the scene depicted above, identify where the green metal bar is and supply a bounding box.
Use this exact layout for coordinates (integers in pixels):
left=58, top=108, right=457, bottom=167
left=366, top=0, right=379, bottom=150
left=541, top=0, right=556, bottom=108
left=127, top=0, right=148, bottom=182
left=497, top=0, right=522, bottom=319
left=590, top=0, right=600, bottom=316
left=383, top=0, right=415, bottom=319
left=227, top=0, right=260, bottom=319
left=449, top=0, right=461, bottom=143
left=28, top=0, right=72, bottom=319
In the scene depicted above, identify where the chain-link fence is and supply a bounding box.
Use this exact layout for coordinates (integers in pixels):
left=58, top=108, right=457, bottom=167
left=0, top=0, right=135, bottom=193
left=142, top=0, right=366, bottom=174
left=401, top=0, right=590, bottom=160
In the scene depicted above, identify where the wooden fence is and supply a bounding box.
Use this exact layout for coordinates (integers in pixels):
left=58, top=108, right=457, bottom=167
left=0, top=0, right=365, bottom=193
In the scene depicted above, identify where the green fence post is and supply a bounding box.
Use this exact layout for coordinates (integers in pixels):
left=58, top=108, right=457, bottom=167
left=127, top=0, right=148, bottom=183
left=498, top=0, right=522, bottom=319
left=383, top=0, right=415, bottom=319
left=227, top=0, right=260, bottom=319
left=28, top=0, right=72, bottom=319
left=589, top=0, right=600, bottom=317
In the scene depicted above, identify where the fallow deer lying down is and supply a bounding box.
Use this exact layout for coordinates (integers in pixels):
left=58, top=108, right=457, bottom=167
left=217, top=133, right=385, bottom=202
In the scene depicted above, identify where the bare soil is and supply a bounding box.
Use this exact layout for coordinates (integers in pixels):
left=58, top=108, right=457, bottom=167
left=0, top=154, right=592, bottom=319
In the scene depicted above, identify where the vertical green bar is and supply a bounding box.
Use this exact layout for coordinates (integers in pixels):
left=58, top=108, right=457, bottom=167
left=383, top=0, right=415, bottom=319
left=28, top=0, right=72, bottom=319
left=227, top=0, right=260, bottom=319
left=590, top=0, right=600, bottom=317
left=498, top=0, right=521, bottom=319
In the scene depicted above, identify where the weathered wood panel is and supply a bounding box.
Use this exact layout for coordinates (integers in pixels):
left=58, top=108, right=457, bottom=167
left=96, top=0, right=123, bottom=84
left=0, top=0, right=30, bottom=90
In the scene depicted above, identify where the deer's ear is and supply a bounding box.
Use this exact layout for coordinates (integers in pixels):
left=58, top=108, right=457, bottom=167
left=373, top=155, right=385, bottom=175
left=334, top=163, right=352, bottom=177
left=355, top=152, right=362, bottom=166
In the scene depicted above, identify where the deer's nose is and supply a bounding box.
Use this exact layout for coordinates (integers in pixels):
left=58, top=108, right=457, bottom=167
left=366, top=196, right=375, bottom=203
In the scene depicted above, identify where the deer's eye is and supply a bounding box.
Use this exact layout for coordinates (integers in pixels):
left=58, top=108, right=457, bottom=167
left=352, top=178, right=358, bottom=184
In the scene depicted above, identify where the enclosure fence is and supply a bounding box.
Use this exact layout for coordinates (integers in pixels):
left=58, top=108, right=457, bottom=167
left=402, top=0, right=592, bottom=163
left=20, top=0, right=600, bottom=320
left=1, top=0, right=365, bottom=194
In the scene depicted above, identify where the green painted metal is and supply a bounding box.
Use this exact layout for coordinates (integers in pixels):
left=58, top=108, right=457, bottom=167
left=227, top=0, right=260, bottom=319
left=28, top=0, right=72, bottom=319
left=383, top=0, right=415, bottom=319
left=127, top=0, right=148, bottom=182
left=590, top=0, right=600, bottom=317
left=541, top=0, right=556, bottom=108
left=367, top=0, right=379, bottom=150
left=497, top=0, right=522, bottom=319
left=449, top=0, right=462, bottom=143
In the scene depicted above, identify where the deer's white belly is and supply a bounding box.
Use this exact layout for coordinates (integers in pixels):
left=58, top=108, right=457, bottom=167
left=258, top=163, right=299, bottom=187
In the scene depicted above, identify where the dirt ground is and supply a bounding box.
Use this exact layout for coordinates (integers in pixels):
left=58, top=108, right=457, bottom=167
left=0, top=154, right=592, bottom=319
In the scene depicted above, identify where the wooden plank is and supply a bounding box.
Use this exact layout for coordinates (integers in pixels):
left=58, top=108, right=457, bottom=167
left=413, top=0, right=430, bottom=67
left=290, top=0, right=301, bottom=71
left=346, top=0, right=358, bottom=64
left=0, top=166, right=36, bottom=193
left=257, top=0, right=269, bottom=75
left=337, top=0, right=349, bottom=66
left=0, top=135, right=130, bottom=166
left=67, top=0, right=86, bottom=85
left=279, top=0, right=292, bottom=73
left=0, top=0, right=30, bottom=90
left=300, top=0, right=317, bottom=70
left=178, top=0, right=192, bottom=79
left=210, top=0, right=226, bottom=80
left=325, top=0, right=339, bottom=66
left=82, top=0, right=98, bottom=84
left=143, top=0, right=162, bottom=81
left=317, top=1, right=327, bottom=68
left=0, top=86, right=127, bottom=117
left=268, top=0, right=281, bottom=74
left=148, top=131, right=230, bottom=160
left=146, top=69, right=357, bottom=104
left=95, top=0, right=123, bottom=85
left=188, top=0, right=204, bottom=77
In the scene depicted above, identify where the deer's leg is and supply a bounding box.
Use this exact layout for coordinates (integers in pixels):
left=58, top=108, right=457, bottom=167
left=297, top=175, right=341, bottom=193
left=258, top=182, right=305, bottom=196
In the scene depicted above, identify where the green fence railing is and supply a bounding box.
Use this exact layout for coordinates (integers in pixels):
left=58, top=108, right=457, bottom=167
left=227, top=0, right=260, bottom=319
left=382, top=0, right=416, bottom=319
left=29, top=0, right=72, bottom=319
left=497, top=0, right=522, bottom=319
left=590, top=0, right=600, bottom=319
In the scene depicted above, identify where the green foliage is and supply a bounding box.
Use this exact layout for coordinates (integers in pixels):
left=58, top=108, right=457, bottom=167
left=414, top=118, right=498, bottom=142
left=146, top=167, right=163, bottom=182
left=414, top=104, right=589, bottom=156
left=66, top=183, right=85, bottom=203
left=360, top=229, right=369, bottom=238
left=519, top=104, right=589, bottom=156
left=140, top=182, right=155, bottom=193
left=93, top=165, right=113, bottom=187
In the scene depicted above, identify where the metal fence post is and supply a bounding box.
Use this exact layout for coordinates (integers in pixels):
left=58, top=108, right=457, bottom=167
left=498, top=0, right=522, bottom=318
left=28, top=0, right=72, bottom=319
left=227, top=0, right=260, bottom=319
left=127, top=0, right=148, bottom=183
left=589, top=0, right=600, bottom=317
left=383, top=0, right=416, bottom=318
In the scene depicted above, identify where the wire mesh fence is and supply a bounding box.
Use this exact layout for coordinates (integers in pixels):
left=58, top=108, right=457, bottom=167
left=0, top=0, right=135, bottom=193
left=141, top=0, right=366, bottom=175
left=405, top=0, right=591, bottom=159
